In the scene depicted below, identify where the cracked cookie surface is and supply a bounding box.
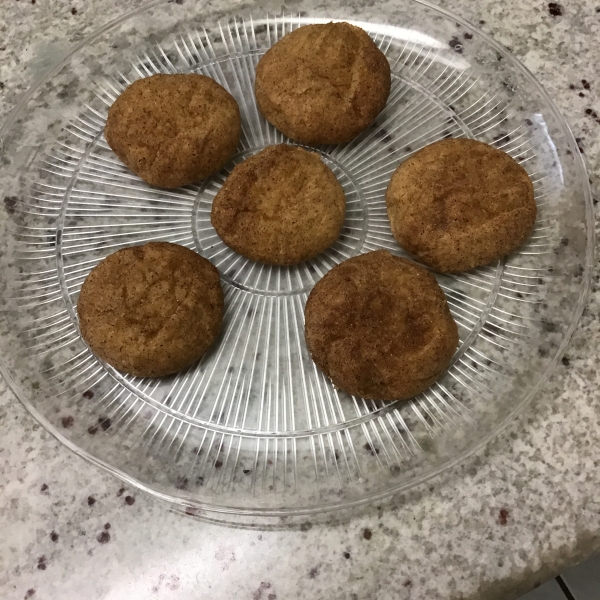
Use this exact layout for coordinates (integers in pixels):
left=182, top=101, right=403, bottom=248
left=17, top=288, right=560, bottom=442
left=304, top=250, right=458, bottom=401
left=255, top=22, right=391, bottom=144
left=77, top=242, right=224, bottom=377
left=104, top=74, right=240, bottom=188
left=386, top=138, right=536, bottom=273
left=211, top=144, right=346, bottom=265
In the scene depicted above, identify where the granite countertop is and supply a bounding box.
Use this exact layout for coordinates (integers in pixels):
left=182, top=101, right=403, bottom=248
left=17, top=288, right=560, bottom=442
left=0, top=1, right=599, bottom=599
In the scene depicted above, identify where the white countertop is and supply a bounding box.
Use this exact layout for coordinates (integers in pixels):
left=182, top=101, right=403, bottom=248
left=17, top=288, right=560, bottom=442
left=0, top=1, right=598, bottom=599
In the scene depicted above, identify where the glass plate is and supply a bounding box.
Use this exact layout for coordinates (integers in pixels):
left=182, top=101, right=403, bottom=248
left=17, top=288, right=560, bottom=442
left=0, top=0, right=593, bottom=524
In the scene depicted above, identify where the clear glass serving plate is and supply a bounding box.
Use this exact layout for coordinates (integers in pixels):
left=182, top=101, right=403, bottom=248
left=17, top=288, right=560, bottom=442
left=0, top=0, right=593, bottom=524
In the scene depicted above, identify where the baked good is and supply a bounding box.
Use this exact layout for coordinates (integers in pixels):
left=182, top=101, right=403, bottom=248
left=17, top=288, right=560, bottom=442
left=304, top=250, right=458, bottom=401
left=255, top=22, right=391, bottom=144
left=77, top=242, right=224, bottom=377
left=211, top=144, right=346, bottom=265
left=385, top=138, right=537, bottom=273
left=104, top=74, right=241, bottom=188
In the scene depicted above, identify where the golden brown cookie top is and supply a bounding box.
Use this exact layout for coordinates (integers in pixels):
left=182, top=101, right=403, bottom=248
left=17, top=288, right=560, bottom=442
left=386, top=138, right=536, bottom=273
left=211, top=144, right=346, bottom=265
left=105, top=74, right=240, bottom=188
left=255, top=22, right=391, bottom=144
left=304, top=250, right=458, bottom=401
left=77, top=242, right=223, bottom=377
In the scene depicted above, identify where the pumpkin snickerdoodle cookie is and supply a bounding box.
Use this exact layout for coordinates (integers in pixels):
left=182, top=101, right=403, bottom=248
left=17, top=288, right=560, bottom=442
left=105, top=74, right=241, bottom=188
left=386, top=138, right=536, bottom=273
left=211, top=144, right=346, bottom=265
left=255, top=22, right=391, bottom=144
left=304, top=250, right=458, bottom=401
left=78, top=242, right=224, bottom=377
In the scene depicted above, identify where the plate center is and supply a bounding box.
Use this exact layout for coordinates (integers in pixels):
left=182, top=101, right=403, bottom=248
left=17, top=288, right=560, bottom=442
left=192, top=145, right=368, bottom=297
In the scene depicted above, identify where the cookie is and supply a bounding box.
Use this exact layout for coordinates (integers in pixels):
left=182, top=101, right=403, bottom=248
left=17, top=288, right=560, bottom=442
left=77, top=242, right=224, bottom=377
left=255, top=22, right=391, bottom=144
left=304, top=250, right=458, bottom=401
left=105, top=74, right=241, bottom=188
left=211, top=144, right=346, bottom=265
left=386, top=138, right=537, bottom=273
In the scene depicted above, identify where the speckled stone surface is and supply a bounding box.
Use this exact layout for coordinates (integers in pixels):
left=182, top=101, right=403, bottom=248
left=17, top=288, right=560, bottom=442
left=0, top=1, right=599, bottom=600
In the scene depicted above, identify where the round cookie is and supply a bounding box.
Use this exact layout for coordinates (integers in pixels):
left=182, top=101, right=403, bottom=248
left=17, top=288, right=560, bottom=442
left=105, top=74, right=241, bottom=188
left=386, top=138, right=536, bottom=273
left=304, top=250, right=458, bottom=401
left=77, top=242, right=224, bottom=377
left=211, top=144, right=346, bottom=265
left=255, top=22, right=391, bottom=144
